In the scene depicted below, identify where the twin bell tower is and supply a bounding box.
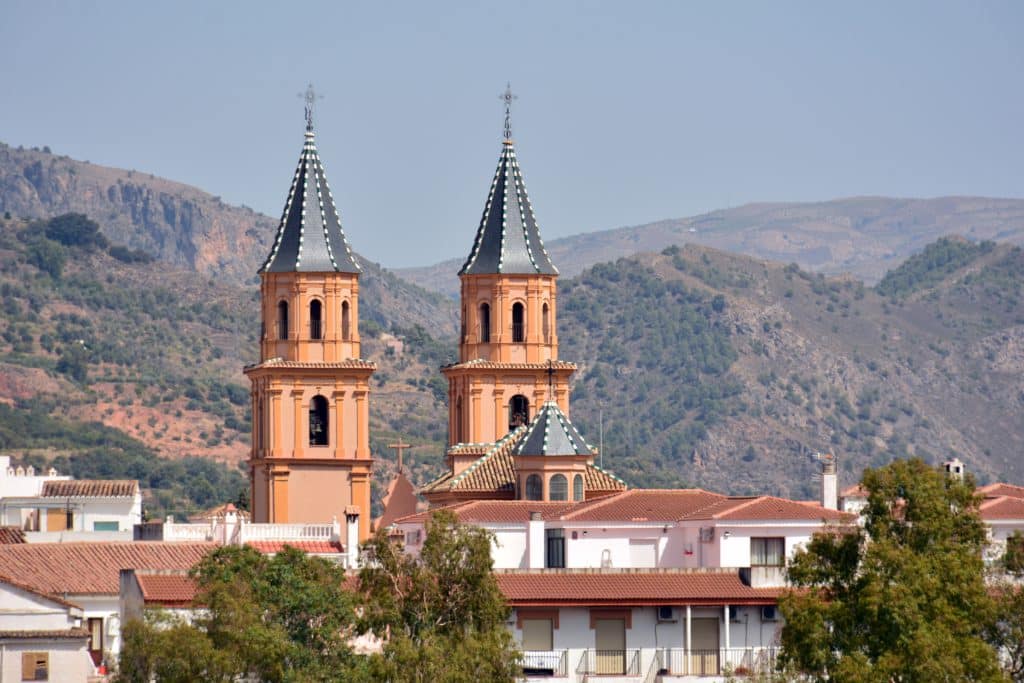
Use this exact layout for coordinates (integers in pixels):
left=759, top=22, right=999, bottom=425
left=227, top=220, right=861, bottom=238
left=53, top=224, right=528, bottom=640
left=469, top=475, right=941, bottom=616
left=247, top=85, right=598, bottom=541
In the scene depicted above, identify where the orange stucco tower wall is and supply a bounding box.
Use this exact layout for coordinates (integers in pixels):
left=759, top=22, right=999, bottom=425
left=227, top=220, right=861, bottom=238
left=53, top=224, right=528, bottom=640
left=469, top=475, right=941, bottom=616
left=443, top=134, right=575, bottom=475
left=246, top=117, right=373, bottom=541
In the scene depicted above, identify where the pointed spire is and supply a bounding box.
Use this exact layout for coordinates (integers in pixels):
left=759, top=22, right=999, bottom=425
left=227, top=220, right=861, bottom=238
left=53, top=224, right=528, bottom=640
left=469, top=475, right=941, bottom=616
left=513, top=401, right=594, bottom=457
left=260, top=90, right=360, bottom=274
left=459, top=86, right=558, bottom=276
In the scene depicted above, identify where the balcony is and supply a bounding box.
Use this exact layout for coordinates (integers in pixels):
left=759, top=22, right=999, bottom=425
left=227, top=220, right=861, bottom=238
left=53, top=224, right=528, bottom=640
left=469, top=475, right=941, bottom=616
left=658, top=647, right=779, bottom=678
left=522, top=650, right=568, bottom=678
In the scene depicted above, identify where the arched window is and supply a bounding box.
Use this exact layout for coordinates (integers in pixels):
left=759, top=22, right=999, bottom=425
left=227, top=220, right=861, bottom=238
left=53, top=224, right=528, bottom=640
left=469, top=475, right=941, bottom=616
left=550, top=474, right=568, bottom=501
left=542, top=302, right=550, bottom=343
left=573, top=474, right=584, bottom=501
left=256, top=398, right=264, bottom=450
left=461, top=307, right=467, bottom=341
left=509, top=394, right=529, bottom=429
left=479, top=303, right=491, bottom=343
left=341, top=301, right=351, bottom=341
left=525, top=474, right=542, bottom=501
left=309, top=395, right=328, bottom=446
left=309, top=299, right=323, bottom=340
left=277, top=301, right=289, bottom=340
left=512, top=302, right=525, bottom=342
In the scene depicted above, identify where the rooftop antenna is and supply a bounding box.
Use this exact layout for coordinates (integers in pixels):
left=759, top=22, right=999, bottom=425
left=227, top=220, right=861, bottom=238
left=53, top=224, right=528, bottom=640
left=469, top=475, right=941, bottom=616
left=500, top=82, right=517, bottom=141
left=299, top=83, right=323, bottom=132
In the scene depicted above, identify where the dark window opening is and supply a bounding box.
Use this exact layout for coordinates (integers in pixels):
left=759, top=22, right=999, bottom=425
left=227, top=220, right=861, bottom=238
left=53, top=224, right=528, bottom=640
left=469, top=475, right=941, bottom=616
left=341, top=301, right=351, bottom=340
left=456, top=396, right=464, bottom=444
left=525, top=474, right=542, bottom=501
left=546, top=528, right=565, bottom=568
left=309, top=395, right=329, bottom=446
left=512, top=302, right=525, bottom=342
left=550, top=474, right=568, bottom=501
left=510, top=394, right=529, bottom=429
left=542, top=302, right=550, bottom=343
left=479, top=303, right=491, bottom=343
left=309, top=299, right=323, bottom=340
left=277, top=301, right=289, bottom=340
left=573, top=474, right=584, bottom=501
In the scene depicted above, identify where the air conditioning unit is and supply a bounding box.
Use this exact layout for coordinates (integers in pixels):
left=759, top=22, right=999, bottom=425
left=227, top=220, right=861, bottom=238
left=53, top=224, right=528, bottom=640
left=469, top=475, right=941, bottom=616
left=699, top=527, right=715, bottom=543
left=657, top=606, right=675, bottom=622
left=761, top=605, right=778, bottom=622
left=729, top=606, right=742, bottom=623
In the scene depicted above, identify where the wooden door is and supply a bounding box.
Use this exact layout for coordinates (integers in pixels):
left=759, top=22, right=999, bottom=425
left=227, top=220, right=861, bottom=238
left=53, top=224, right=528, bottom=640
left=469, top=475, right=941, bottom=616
left=690, top=617, right=720, bottom=675
left=594, top=618, right=626, bottom=674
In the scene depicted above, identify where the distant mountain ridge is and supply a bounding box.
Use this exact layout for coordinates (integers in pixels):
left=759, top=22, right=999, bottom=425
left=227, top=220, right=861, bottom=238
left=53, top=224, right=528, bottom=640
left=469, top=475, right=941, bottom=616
left=0, top=141, right=457, bottom=333
left=397, top=196, right=1024, bottom=297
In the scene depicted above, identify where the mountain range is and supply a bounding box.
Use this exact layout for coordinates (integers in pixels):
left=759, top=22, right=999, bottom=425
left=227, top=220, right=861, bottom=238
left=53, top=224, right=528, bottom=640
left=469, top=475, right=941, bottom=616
left=0, top=140, right=1022, bottom=506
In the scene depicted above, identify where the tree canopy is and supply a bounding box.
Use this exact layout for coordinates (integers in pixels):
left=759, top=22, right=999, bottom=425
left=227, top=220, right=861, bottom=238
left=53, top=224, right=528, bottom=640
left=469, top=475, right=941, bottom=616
left=779, top=458, right=1004, bottom=682
left=117, top=510, right=520, bottom=683
left=359, top=510, right=521, bottom=683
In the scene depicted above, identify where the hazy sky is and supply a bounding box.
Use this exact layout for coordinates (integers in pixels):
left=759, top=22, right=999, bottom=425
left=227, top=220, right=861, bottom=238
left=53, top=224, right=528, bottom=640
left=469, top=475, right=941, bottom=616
left=2, top=1, right=1022, bottom=268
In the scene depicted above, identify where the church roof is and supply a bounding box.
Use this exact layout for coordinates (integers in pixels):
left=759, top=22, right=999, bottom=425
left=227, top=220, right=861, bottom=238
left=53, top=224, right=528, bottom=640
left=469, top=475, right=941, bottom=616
left=513, top=401, right=594, bottom=457
left=459, top=139, right=558, bottom=276
left=260, top=121, right=360, bottom=274
left=420, top=427, right=625, bottom=498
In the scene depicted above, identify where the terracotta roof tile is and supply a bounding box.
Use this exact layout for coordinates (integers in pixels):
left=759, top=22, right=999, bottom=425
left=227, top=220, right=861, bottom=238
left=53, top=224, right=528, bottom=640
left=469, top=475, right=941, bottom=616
left=444, top=360, right=577, bottom=371
left=562, top=489, right=726, bottom=523
left=979, top=483, right=1024, bottom=500
left=135, top=572, right=198, bottom=606
left=0, top=628, right=89, bottom=640
left=421, top=429, right=626, bottom=498
left=840, top=484, right=868, bottom=498
left=246, top=541, right=344, bottom=554
left=41, top=479, right=138, bottom=498
left=0, top=526, right=26, bottom=544
left=495, top=570, right=783, bottom=606
left=980, top=496, right=1024, bottom=520
left=684, top=496, right=850, bottom=522
left=0, top=542, right=215, bottom=595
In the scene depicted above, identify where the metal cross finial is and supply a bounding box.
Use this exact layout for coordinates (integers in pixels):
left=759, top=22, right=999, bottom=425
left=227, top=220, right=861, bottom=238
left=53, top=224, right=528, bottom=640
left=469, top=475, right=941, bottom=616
left=300, top=83, right=323, bottom=132
left=546, top=359, right=555, bottom=399
left=500, top=82, right=517, bottom=140
left=388, top=438, right=411, bottom=473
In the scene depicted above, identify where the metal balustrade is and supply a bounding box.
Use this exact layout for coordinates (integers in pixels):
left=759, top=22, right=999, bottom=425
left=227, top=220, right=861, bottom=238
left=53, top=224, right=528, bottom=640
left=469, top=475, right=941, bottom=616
left=521, top=650, right=568, bottom=677
left=575, top=649, right=641, bottom=676
left=659, top=647, right=779, bottom=677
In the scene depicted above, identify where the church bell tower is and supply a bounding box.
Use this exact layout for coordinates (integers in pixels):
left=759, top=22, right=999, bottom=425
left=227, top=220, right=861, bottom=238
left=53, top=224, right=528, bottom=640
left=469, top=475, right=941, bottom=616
left=246, top=88, right=374, bottom=540
left=442, top=86, right=576, bottom=475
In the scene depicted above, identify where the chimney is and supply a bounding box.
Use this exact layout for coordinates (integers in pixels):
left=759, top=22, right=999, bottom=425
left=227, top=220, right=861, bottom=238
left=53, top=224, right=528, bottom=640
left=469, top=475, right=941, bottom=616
left=820, top=453, right=838, bottom=510
left=345, top=506, right=360, bottom=569
left=944, top=458, right=965, bottom=480
left=528, top=511, right=545, bottom=570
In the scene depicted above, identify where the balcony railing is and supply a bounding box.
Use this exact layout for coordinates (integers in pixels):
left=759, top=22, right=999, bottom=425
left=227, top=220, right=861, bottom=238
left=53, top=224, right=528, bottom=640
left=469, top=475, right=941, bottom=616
left=521, top=650, right=567, bottom=677
left=660, top=647, right=779, bottom=677
left=575, top=649, right=641, bottom=677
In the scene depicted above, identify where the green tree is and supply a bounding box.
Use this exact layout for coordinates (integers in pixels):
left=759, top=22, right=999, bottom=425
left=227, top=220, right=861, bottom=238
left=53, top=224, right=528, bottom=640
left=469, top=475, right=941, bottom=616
left=44, top=212, right=109, bottom=250
left=779, top=458, right=1003, bottom=682
left=26, top=236, right=66, bottom=278
left=359, top=510, right=521, bottom=682
left=117, top=546, right=368, bottom=682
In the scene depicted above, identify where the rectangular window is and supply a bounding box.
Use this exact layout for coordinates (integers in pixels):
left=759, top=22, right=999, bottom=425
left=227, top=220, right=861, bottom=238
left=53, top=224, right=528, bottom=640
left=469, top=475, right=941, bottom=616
left=21, top=652, right=48, bottom=681
left=93, top=521, right=119, bottom=532
left=545, top=529, right=565, bottom=568
left=750, top=537, right=785, bottom=566
left=521, top=618, right=553, bottom=651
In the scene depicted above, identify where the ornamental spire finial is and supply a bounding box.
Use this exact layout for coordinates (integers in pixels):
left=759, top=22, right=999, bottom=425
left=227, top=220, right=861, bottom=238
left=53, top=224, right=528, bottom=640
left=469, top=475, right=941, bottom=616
left=300, top=83, right=322, bottom=132
left=500, top=82, right=517, bottom=141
